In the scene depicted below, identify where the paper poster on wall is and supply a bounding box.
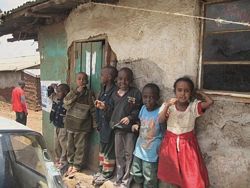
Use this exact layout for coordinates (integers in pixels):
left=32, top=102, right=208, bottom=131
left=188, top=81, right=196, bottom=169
left=41, top=80, right=61, bottom=112
left=86, top=51, right=91, bottom=76
left=92, top=52, right=96, bottom=74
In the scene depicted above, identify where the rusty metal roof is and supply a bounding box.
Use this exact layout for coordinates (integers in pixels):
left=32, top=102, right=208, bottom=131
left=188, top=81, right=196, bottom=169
left=0, top=56, right=40, bottom=71
left=0, top=0, right=118, bottom=42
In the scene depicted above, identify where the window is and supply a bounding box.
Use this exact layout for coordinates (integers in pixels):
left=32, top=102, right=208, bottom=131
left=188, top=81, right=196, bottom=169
left=201, top=0, right=250, bottom=94
left=10, top=134, right=46, bottom=176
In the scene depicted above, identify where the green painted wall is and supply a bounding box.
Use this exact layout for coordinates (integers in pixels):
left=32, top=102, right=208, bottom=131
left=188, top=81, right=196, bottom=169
left=38, top=24, right=102, bottom=170
left=39, top=23, right=68, bottom=154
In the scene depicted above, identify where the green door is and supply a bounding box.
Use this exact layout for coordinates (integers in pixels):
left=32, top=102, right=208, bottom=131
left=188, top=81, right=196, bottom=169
left=73, top=41, right=104, bottom=147
left=73, top=41, right=104, bottom=93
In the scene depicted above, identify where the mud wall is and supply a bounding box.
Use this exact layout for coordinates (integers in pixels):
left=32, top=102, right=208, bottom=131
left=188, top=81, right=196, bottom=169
left=64, top=0, right=250, bottom=187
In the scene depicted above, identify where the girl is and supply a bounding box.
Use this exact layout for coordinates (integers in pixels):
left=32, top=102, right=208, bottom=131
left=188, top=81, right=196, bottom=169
left=158, top=76, right=213, bottom=188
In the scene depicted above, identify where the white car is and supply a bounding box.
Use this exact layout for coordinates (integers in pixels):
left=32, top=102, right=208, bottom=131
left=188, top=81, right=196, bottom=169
left=0, top=116, right=65, bottom=188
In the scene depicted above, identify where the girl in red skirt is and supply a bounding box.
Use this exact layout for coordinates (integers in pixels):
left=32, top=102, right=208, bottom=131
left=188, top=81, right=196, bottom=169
left=158, top=76, right=213, bottom=188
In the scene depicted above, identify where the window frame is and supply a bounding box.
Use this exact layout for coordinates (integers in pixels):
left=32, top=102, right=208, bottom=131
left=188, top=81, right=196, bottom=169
left=198, top=0, right=250, bottom=102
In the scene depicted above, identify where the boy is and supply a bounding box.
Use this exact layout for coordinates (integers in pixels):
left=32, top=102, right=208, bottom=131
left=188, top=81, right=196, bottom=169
left=130, top=83, right=163, bottom=187
left=97, top=67, right=142, bottom=187
left=48, top=83, right=70, bottom=169
left=63, top=72, right=96, bottom=178
left=93, top=66, right=118, bottom=186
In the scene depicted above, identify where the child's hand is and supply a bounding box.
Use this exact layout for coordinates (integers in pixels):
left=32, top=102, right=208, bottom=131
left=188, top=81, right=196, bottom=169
left=131, top=124, right=139, bottom=132
left=196, top=90, right=214, bottom=109
left=50, top=83, right=58, bottom=89
left=77, top=86, right=84, bottom=93
left=165, top=98, right=177, bottom=107
left=195, top=90, right=204, bottom=100
left=120, top=117, right=130, bottom=125
left=94, top=100, right=106, bottom=109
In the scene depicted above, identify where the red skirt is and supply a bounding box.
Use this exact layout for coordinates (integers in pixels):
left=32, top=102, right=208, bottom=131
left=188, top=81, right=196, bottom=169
left=158, top=130, right=209, bottom=188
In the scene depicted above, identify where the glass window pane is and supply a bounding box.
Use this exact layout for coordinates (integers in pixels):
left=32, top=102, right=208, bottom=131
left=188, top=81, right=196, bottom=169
left=10, top=135, right=46, bottom=176
left=203, top=31, right=250, bottom=61
left=203, top=64, right=250, bottom=92
left=205, top=0, right=250, bottom=32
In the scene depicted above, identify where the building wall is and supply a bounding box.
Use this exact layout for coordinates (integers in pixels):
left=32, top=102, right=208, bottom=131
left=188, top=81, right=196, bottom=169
left=38, top=22, right=68, bottom=155
left=0, top=71, right=21, bottom=102
left=23, top=73, right=41, bottom=111
left=63, top=0, right=250, bottom=187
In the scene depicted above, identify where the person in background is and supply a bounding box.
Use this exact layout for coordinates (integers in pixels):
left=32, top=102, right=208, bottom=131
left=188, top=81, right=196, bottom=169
left=11, top=80, right=28, bottom=125
left=47, top=83, right=70, bottom=169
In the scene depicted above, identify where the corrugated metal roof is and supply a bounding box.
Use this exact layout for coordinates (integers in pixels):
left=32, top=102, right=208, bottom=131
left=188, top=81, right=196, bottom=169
left=3, top=0, right=48, bottom=15
left=0, top=0, right=118, bottom=41
left=0, top=56, right=40, bottom=71
left=23, top=68, right=40, bottom=78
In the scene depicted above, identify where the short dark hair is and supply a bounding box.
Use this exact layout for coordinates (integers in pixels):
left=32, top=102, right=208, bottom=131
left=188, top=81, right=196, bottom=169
left=18, top=80, right=25, bottom=87
left=58, top=83, right=70, bottom=94
left=119, top=67, right=133, bottom=81
left=143, top=83, right=160, bottom=98
left=173, top=76, right=195, bottom=93
left=103, top=66, right=118, bottom=80
left=77, top=72, right=88, bottom=77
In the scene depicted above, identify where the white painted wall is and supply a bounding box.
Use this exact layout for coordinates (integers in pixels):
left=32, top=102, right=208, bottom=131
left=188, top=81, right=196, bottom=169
left=63, top=0, right=250, bottom=187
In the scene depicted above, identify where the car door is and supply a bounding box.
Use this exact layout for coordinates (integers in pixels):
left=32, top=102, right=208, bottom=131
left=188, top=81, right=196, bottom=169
left=7, top=132, right=48, bottom=188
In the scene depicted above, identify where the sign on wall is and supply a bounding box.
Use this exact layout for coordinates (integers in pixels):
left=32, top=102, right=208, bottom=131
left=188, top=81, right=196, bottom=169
left=40, top=80, right=61, bottom=112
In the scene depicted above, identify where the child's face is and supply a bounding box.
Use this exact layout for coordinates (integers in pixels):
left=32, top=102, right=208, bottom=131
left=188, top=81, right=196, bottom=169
left=76, top=73, right=88, bottom=87
left=142, top=87, right=158, bottom=111
left=100, top=69, right=110, bottom=85
left=117, top=70, right=131, bottom=91
left=56, top=86, right=66, bottom=100
left=175, top=81, right=192, bottom=104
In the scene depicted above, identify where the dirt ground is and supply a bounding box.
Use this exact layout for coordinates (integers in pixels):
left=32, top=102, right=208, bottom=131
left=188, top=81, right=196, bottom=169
left=0, top=101, right=42, bottom=133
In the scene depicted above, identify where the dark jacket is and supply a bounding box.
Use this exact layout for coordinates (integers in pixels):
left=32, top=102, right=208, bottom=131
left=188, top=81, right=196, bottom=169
left=109, top=87, right=142, bottom=132
left=96, top=84, right=117, bottom=143
left=64, top=88, right=96, bottom=132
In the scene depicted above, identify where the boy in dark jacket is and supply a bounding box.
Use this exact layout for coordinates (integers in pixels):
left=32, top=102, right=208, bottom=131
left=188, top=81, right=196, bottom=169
left=93, top=66, right=118, bottom=186
left=63, top=72, right=96, bottom=178
left=48, top=83, right=70, bottom=169
left=97, top=67, right=142, bottom=188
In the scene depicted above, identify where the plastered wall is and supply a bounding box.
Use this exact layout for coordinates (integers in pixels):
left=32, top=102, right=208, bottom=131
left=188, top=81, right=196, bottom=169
left=64, top=0, right=250, bottom=187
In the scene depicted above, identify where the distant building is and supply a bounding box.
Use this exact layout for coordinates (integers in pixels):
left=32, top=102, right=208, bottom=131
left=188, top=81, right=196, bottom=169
left=0, top=56, right=41, bottom=111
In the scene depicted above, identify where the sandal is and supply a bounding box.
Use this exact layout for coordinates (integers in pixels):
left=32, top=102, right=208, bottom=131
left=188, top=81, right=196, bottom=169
left=68, top=167, right=80, bottom=179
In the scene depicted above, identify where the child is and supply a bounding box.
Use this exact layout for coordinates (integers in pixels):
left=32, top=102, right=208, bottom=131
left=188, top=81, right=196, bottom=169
left=130, top=83, right=163, bottom=188
left=158, top=76, right=213, bottom=188
left=93, top=66, right=118, bottom=186
left=97, top=67, right=142, bottom=188
left=63, top=72, right=97, bottom=178
left=48, top=83, right=70, bottom=169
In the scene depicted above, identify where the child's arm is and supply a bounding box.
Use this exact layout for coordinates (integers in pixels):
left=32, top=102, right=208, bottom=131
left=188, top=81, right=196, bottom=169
left=196, top=91, right=214, bottom=110
left=158, top=98, right=177, bottom=124
left=63, top=89, right=78, bottom=110
left=89, top=90, right=97, bottom=129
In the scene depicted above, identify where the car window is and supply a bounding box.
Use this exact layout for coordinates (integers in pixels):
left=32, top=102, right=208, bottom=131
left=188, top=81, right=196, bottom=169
left=10, top=134, right=46, bottom=176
